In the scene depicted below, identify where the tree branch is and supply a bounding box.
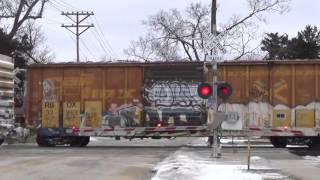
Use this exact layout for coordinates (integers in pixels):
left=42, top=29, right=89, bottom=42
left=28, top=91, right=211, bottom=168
left=225, top=1, right=280, bottom=31
left=8, top=0, right=46, bottom=40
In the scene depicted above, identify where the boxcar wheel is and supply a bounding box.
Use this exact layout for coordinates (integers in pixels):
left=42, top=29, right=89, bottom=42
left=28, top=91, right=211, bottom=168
left=80, top=137, right=90, bottom=147
left=306, top=138, right=320, bottom=149
left=70, top=137, right=82, bottom=147
left=270, top=137, right=287, bottom=148
left=70, top=137, right=89, bottom=147
left=36, top=136, right=49, bottom=147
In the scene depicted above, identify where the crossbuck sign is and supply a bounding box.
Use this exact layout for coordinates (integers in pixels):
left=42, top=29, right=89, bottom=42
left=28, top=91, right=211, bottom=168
left=201, top=28, right=225, bottom=57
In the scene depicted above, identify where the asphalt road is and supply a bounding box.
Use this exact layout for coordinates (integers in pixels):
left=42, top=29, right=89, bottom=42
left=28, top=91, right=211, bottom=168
left=0, top=137, right=320, bottom=180
left=0, top=137, right=192, bottom=180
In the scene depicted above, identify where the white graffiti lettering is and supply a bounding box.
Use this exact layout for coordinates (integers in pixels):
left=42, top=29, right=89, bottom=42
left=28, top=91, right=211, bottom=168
left=144, top=81, right=203, bottom=108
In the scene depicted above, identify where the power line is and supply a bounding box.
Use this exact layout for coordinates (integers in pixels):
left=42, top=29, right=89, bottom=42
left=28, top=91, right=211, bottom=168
left=91, top=27, right=112, bottom=58
left=53, top=0, right=82, bottom=11
left=42, top=17, right=63, bottom=24
left=92, top=16, right=118, bottom=58
left=83, top=33, right=103, bottom=59
left=61, top=11, right=94, bottom=63
left=48, top=0, right=98, bottom=61
left=48, top=1, right=63, bottom=12
left=49, top=0, right=75, bottom=12
left=80, top=39, right=98, bottom=60
left=66, top=33, right=88, bottom=61
left=48, top=0, right=117, bottom=60
left=67, top=30, right=99, bottom=61
left=90, top=23, right=116, bottom=58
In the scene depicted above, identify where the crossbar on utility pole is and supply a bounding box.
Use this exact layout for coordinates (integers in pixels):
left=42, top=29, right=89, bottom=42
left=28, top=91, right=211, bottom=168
left=62, top=11, right=94, bottom=63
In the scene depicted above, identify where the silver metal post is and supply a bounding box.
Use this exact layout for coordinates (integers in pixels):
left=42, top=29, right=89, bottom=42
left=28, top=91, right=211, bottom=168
left=247, top=133, right=251, bottom=170
left=211, top=57, right=220, bottom=158
left=79, top=114, right=86, bottom=136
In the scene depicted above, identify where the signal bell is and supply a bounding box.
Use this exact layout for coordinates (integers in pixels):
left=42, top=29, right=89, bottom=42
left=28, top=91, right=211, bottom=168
left=197, top=83, right=213, bottom=99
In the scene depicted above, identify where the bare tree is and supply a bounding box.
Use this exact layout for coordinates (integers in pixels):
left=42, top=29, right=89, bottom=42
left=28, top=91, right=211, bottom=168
left=0, top=0, right=52, bottom=63
left=21, top=21, right=54, bottom=63
left=125, top=0, right=291, bottom=61
left=1, top=0, right=46, bottom=39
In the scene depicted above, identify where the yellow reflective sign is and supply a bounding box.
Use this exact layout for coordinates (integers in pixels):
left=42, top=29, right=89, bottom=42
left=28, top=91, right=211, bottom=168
left=85, top=101, right=102, bottom=128
left=296, top=109, right=315, bottom=128
left=42, top=101, right=59, bottom=128
left=272, top=109, right=291, bottom=127
left=63, top=102, right=80, bottom=128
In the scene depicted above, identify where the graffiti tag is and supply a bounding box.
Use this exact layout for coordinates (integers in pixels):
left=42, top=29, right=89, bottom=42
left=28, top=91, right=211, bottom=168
left=250, top=79, right=288, bottom=104
left=143, top=81, right=202, bottom=108
left=42, top=79, right=57, bottom=101
left=250, top=80, right=268, bottom=101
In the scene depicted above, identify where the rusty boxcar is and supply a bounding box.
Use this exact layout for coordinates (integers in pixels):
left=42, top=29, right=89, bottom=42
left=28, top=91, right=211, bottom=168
left=27, top=62, right=208, bottom=146
left=26, top=60, right=320, bottom=147
left=218, top=60, right=320, bottom=147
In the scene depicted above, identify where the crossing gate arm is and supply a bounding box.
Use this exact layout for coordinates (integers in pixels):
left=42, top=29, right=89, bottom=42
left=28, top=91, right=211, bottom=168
left=65, top=126, right=317, bottom=138
left=66, top=126, right=209, bottom=137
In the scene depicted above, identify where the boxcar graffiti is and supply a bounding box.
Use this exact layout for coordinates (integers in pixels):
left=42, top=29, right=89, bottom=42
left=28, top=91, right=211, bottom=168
left=218, top=61, right=320, bottom=147
left=143, top=81, right=202, bottom=108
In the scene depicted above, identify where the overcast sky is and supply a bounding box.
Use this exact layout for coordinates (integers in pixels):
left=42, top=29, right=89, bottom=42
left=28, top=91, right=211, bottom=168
left=40, top=0, right=320, bottom=62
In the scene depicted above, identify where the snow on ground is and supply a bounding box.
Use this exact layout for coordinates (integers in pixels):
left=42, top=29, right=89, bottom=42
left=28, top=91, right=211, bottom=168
left=220, top=138, right=248, bottom=144
left=89, top=137, right=99, bottom=142
left=89, top=136, right=178, bottom=143
left=90, top=136, right=273, bottom=147
left=88, top=136, right=192, bottom=147
left=304, top=156, right=320, bottom=166
left=151, top=150, right=289, bottom=180
left=186, top=137, right=272, bottom=147
left=186, top=137, right=208, bottom=146
left=250, top=156, right=262, bottom=161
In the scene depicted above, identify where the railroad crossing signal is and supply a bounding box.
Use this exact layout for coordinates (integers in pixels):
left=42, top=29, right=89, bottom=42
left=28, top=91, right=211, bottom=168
left=197, top=82, right=233, bottom=100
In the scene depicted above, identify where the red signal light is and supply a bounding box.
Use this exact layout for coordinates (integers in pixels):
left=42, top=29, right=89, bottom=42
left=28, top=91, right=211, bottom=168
left=72, top=126, right=78, bottom=134
left=200, top=86, right=210, bottom=96
left=156, top=123, right=162, bottom=128
left=217, top=82, right=233, bottom=100
left=219, top=86, right=229, bottom=95
left=197, top=83, right=212, bottom=99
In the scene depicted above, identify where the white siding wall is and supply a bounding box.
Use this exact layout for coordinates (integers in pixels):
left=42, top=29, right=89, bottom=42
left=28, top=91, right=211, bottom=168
left=0, top=54, right=14, bottom=125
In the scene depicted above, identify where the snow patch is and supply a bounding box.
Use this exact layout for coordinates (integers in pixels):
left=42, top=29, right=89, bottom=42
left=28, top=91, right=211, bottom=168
left=250, top=156, right=262, bottom=161
left=220, top=138, right=248, bottom=144
left=187, top=137, right=208, bottom=146
left=187, top=137, right=271, bottom=147
left=296, top=102, right=316, bottom=109
left=89, top=137, right=99, bottom=142
left=304, top=156, right=320, bottom=165
left=151, top=151, right=287, bottom=180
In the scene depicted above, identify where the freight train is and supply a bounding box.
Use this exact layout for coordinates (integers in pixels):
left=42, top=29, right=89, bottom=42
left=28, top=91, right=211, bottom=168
left=17, top=60, right=320, bottom=148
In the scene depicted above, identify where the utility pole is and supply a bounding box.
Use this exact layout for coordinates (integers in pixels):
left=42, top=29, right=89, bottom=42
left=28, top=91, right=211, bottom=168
left=62, top=11, right=94, bottom=63
left=211, top=0, right=217, bottom=36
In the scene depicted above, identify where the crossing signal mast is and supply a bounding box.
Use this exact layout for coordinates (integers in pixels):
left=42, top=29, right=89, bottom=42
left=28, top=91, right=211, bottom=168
left=197, top=81, right=233, bottom=158
left=62, top=11, right=94, bottom=63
